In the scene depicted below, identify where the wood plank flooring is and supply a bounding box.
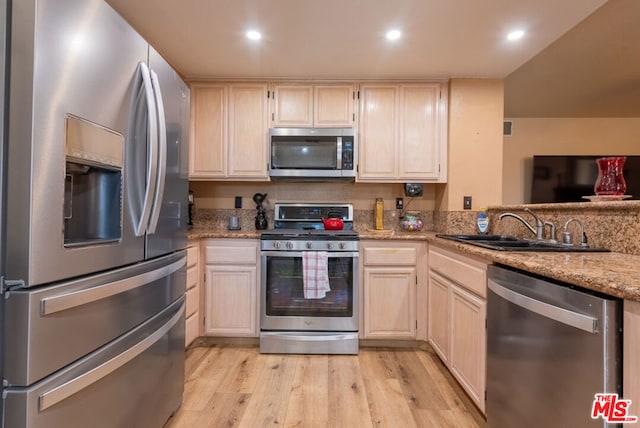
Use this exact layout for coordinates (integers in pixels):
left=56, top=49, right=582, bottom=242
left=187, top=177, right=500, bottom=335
left=164, top=345, right=486, bottom=428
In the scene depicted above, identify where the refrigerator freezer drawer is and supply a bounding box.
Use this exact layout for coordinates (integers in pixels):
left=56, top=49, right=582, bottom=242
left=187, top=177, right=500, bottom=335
left=3, top=297, right=185, bottom=428
left=4, top=251, right=186, bottom=386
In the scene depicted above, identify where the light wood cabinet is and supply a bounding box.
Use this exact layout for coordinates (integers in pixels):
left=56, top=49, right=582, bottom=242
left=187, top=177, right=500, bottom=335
left=203, top=239, right=259, bottom=337
left=358, top=82, right=448, bottom=182
left=189, top=82, right=269, bottom=180
left=449, top=282, right=486, bottom=410
left=270, top=83, right=356, bottom=128
left=427, top=245, right=488, bottom=413
left=360, top=241, right=425, bottom=339
left=185, top=241, right=201, bottom=347
left=427, top=270, right=450, bottom=363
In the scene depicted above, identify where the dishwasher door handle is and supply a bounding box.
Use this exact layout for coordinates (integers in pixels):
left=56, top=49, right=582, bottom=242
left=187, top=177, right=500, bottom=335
left=488, top=278, right=599, bottom=333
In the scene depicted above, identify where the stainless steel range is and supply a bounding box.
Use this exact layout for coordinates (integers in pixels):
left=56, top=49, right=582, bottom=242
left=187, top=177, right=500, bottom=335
left=260, top=203, right=359, bottom=354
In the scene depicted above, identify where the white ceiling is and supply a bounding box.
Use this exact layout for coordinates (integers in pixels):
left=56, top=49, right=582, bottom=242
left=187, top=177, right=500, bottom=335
left=106, top=0, right=606, bottom=81
left=106, top=0, right=640, bottom=117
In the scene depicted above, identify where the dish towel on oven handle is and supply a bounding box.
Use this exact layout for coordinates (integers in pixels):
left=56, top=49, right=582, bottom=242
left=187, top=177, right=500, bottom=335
left=302, top=251, right=331, bottom=299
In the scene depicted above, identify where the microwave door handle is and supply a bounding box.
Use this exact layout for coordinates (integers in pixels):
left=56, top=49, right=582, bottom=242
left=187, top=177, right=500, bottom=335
left=133, top=62, right=159, bottom=237
left=147, top=69, right=167, bottom=234
left=336, top=137, right=342, bottom=169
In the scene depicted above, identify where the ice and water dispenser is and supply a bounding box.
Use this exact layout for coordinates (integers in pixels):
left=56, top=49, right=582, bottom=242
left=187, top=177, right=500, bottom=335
left=63, top=115, right=123, bottom=247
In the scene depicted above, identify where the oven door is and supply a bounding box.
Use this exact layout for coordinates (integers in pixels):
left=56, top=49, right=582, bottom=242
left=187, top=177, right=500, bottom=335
left=260, top=251, right=359, bottom=331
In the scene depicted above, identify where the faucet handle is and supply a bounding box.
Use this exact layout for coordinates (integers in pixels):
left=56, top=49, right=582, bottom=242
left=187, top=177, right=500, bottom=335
left=544, top=220, right=557, bottom=242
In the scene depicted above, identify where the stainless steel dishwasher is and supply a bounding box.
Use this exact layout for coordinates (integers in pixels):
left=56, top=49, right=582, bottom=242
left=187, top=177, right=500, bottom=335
left=487, top=265, right=622, bottom=428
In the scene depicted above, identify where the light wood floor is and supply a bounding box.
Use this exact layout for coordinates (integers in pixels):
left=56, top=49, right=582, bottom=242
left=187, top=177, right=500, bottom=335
left=164, top=344, right=486, bottom=428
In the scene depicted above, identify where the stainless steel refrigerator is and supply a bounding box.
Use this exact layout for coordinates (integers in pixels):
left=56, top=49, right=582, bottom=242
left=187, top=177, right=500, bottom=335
left=0, top=0, right=190, bottom=426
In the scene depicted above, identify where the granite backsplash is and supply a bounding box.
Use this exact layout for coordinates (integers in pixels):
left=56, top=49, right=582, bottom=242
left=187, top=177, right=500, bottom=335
left=192, top=200, right=640, bottom=255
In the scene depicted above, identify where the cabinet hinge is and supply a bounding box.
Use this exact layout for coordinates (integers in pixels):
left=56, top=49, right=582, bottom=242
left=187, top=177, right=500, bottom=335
left=267, top=90, right=270, bottom=99
left=416, top=320, right=418, bottom=330
left=352, top=91, right=356, bottom=100
left=272, top=112, right=275, bottom=121
left=438, top=163, right=441, bottom=173
left=352, top=113, right=355, bottom=122
left=357, top=90, right=360, bottom=99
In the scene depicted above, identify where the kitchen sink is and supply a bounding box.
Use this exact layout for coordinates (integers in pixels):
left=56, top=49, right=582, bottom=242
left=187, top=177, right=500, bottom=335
left=435, top=234, right=610, bottom=252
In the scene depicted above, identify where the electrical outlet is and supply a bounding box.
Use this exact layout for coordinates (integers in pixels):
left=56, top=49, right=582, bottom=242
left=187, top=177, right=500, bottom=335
left=396, top=197, right=404, bottom=209
left=463, top=196, right=472, bottom=210
left=234, top=196, right=242, bottom=208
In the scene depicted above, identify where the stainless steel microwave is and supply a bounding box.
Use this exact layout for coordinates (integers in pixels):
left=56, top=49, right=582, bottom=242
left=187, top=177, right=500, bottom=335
left=268, top=128, right=356, bottom=180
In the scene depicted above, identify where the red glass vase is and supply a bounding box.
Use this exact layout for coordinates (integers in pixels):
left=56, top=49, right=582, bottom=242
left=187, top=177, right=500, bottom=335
left=594, top=156, right=627, bottom=195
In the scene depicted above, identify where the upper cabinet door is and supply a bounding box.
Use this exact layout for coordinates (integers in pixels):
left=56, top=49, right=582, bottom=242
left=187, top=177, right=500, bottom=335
left=270, top=83, right=356, bottom=128
left=188, top=82, right=269, bottom=181
left=313, top=84, right=356, bottom=127
left=358, top=84, right=399, bottom=180
left=399, top=84, right=442, bottom=180
left=227, top=83, right=269, bottom=179
left=189, top=84, right=227, bottom=178
left=271, top=84, right=314, bottom=127
left=358, top=82, right=448, bottom=182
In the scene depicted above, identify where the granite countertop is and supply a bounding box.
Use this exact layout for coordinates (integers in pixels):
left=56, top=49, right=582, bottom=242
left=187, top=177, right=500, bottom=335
left=188, top=227, right=640, bottom=302
left=188, top=227, right=262, bottom=240
left=427, top=235, right=640, bottom=302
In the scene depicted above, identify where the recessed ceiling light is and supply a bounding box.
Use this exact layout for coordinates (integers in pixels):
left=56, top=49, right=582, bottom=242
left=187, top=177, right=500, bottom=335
left=507, top=30, right=525, bottom=41
left=246, top=30, right=262, bottom=41
left=386, top=30, right=402, bottom=41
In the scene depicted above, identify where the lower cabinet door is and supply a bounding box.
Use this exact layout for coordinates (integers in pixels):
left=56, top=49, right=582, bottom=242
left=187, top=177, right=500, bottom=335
left=427, top=271, right=450, bottom=363
left=449, top=284, right=487, bottom=412
left=363, top=266, right=416, bottom=338
left=204, top=264, right=257, bottom=336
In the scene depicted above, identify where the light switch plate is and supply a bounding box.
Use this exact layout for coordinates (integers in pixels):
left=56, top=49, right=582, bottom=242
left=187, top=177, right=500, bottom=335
left=463, top=196, right=472, bottom=210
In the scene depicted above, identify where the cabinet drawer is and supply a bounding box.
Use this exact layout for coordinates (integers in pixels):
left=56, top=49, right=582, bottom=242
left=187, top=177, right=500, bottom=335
left=185, top=286, right=198, bottom=318
left=206, top=245, right=257, bottom=265
left=186, top=264, right=198, bottom=290
left=363, top=247, right=417, bottom=266
left=185, top=312, right=199, bottom=346
left=187, top=245, right=199, bottom=268
left=429, top=247, right=487, bottom=298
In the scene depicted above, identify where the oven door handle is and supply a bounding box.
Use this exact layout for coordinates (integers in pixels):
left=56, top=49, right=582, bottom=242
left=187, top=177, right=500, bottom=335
left=260, top=251, right=360, bottom=258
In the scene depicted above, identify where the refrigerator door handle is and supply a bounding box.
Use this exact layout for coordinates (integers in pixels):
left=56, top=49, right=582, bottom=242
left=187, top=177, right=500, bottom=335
left=133, top=62, right=159, bottom=237
left=40, top=256, right=186, bottom=315
left=147, top=68, right=167, bottom=234
left=38, top=300, right=185, bottom=412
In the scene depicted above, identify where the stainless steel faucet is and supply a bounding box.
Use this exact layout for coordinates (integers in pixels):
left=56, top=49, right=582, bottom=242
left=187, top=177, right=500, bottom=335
left=498, top=208, right=557, bottom=242
left=562, top=218, right=588, bottom=247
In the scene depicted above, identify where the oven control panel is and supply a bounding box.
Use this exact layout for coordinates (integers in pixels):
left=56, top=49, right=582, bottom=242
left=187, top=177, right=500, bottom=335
left=261, top=240, right=359, bottom=252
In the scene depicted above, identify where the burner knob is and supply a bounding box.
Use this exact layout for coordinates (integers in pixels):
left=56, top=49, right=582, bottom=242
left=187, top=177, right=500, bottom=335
left=273, top=241, right=281, bottom=249
left=339, top=242, right=346, bottom=250
left=327, top=242, right=333, bottom=250
left=286, top=242, right=294, bottom=250
left=306, top=242, right=312, bottom=249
